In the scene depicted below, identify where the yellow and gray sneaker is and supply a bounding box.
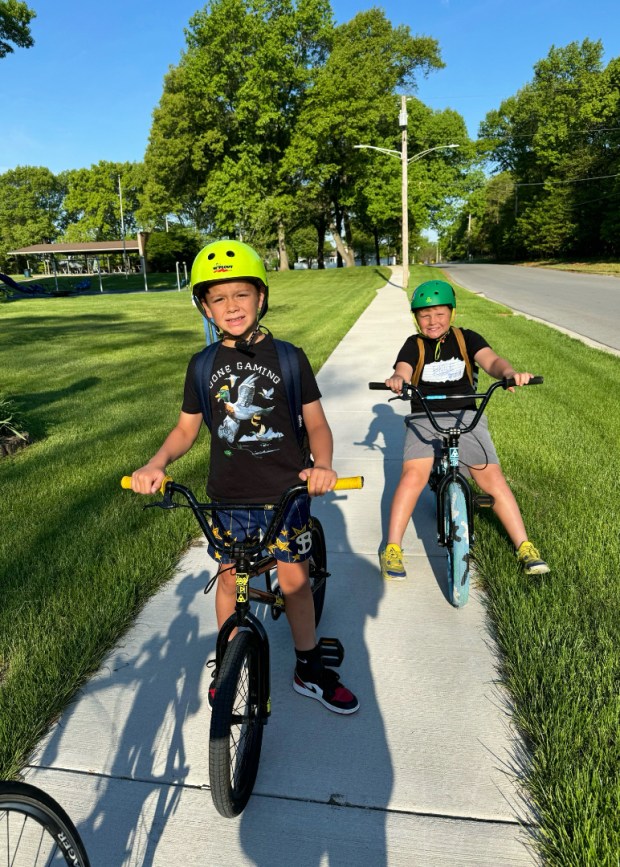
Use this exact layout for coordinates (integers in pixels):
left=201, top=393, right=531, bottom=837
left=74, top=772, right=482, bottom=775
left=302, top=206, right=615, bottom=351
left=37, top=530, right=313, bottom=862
left=516, top=541, right=550, bottom=575
left=380, top=543, right=407, bottom=581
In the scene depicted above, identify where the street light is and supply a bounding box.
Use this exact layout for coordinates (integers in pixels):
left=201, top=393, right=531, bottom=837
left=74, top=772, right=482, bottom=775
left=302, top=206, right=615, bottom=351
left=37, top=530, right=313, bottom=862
left=355, top=95, right=459, bottom=289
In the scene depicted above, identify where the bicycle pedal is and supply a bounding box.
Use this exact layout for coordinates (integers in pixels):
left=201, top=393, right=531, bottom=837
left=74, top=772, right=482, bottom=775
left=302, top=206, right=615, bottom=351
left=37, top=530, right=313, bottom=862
left=474, top=494, right=494, bottom=508
left=318, top=637, right=344, bottom=667
left=271, top=605, right=284, bottom=621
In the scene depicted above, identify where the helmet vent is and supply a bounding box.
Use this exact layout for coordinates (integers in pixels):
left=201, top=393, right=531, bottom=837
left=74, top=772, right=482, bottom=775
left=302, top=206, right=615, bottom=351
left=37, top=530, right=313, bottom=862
left=226, top=250, right=235, bottom=257
left=207, top=253, right=215, bottom=260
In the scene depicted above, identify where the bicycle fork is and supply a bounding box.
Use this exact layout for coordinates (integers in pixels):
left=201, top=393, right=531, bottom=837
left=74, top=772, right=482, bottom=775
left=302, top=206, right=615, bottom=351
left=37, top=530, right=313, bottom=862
left=216, top=566, right=272, bottom=722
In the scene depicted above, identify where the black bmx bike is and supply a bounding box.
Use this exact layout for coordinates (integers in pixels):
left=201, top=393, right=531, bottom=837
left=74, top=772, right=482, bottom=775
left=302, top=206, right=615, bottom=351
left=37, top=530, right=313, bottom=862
left=0, top=780, right=90, bottom=866
left=122, top=474, right=363, bottom=817
left=369, top=377, right=542, bottom=607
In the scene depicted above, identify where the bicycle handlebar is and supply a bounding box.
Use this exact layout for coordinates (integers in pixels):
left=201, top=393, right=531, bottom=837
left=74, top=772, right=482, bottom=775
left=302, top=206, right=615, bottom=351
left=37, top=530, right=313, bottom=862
left=368, top=376, right=543, bottom=437
left=121, top=474, right=364, bottom=495
left=120, top=474, right=363, bottom=558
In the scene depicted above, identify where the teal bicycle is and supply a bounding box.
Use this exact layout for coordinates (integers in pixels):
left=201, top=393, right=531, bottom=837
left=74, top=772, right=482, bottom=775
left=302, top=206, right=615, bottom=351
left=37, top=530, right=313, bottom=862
left=370, top=376, right=543, bottom=606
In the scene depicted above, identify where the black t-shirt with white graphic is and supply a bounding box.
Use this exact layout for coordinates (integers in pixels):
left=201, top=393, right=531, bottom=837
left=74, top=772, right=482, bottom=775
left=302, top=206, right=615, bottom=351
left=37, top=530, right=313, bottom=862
left=395, top=328, right=490, bottom=412
left=183, top=335, right=321, bottom=504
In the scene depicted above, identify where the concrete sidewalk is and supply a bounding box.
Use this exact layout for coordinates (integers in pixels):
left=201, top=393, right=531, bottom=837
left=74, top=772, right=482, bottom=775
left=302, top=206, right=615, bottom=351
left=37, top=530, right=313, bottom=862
left=26, top=268, right=536, bottom=866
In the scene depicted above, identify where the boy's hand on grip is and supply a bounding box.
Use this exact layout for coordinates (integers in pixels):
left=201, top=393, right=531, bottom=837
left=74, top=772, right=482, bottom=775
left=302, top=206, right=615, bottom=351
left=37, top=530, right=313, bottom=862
left=128, top=464, right=168, bottom=495
left=299, top=466, right=337, bottom=497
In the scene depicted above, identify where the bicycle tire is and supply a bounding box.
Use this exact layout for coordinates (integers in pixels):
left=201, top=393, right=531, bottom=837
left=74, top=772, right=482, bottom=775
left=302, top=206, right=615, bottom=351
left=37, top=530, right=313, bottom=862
left=0, top=780, right=90, bottom=866
left=309, top=518, right=327, bottom=626
left=209, top=631, right=264, bottom=818
left=444, top=481, right=470, bottom=607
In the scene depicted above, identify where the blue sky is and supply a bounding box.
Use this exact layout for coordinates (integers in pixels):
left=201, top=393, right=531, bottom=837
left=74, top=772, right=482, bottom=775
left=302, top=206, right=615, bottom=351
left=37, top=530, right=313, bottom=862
left=1, top=0, right=618, bottom=175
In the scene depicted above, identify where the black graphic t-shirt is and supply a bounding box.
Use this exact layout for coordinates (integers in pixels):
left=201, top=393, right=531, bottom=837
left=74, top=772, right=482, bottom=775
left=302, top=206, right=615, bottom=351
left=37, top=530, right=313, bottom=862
left=182, top=336, right=321, bottom=503
left=395, top=328, right=490, bottom=412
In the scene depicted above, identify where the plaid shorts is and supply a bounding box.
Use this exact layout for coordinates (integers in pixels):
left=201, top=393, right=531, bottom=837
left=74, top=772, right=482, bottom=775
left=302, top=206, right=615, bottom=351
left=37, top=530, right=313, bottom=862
left=207, top=494, right=314, bottom=565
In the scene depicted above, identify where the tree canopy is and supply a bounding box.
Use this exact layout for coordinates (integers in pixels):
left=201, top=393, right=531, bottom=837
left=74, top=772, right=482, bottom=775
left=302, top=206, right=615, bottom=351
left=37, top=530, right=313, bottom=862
left=0, top=0, right=35, bottom=58
left=452, top=38, right=620, bottom=261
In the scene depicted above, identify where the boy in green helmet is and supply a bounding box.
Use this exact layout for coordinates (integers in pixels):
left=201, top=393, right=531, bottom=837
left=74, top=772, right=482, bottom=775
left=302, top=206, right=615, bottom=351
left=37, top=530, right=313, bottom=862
left=379, top=279, right=549, bottom=581
left=129, top=240, right=358, bottom=714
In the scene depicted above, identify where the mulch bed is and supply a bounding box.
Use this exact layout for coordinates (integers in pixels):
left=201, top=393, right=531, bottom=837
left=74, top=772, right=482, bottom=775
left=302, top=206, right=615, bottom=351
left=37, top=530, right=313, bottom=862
left=0, top=433, right=32, bottom=457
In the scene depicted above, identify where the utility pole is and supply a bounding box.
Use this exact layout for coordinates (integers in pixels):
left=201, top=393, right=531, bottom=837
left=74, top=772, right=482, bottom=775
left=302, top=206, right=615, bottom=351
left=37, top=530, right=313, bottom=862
left=399, top=95, right=409, bottom=290
left=118, top=175, right=128, bottom=274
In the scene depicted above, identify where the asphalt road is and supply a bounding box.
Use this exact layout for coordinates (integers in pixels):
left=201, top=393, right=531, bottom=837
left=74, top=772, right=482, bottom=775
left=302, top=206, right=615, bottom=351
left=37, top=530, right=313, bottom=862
left=440, top=263, right=620, bottom=353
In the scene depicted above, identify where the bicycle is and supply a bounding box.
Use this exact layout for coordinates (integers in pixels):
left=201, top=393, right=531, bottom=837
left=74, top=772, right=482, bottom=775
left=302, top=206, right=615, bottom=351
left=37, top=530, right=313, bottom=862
left=121, top=474, right=363, bottom=817
left=369, top=377, right=542, bottom=607
left=0, top=780, right=90, bottom=866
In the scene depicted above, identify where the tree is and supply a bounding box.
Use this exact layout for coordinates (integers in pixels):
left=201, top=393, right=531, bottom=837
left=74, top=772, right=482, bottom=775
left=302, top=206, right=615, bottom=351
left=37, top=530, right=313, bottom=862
left=0, top=166, right=63, bottom=270
left=285, top=8, right=444, bottom=266
left=140, top=0, right=333, bottom=262
left=61, top=161, right=144, bottom=241
left=0, top=0, right=35, bottom=58
left=479, top=39, right=620, bottom=259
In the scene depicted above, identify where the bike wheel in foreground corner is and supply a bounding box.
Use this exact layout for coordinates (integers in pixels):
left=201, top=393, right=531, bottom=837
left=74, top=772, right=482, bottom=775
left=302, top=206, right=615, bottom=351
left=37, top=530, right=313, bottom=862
left=309, top=518, right=328, bottom=626
left=0, top=781, right=90, bottom=866
left=209, top=631, right=264, bottom=817
left=444, top=481, right=470, bottom=607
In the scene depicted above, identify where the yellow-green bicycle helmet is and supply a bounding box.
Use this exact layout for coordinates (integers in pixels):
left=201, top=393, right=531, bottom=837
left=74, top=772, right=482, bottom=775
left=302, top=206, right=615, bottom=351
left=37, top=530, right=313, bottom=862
left=191, top=239, right=269, bottom=320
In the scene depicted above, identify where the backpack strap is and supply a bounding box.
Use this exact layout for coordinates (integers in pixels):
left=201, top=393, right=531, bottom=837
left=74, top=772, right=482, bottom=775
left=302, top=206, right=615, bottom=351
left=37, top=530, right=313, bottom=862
left=411, top=337, right=425, bottom=386
left=194, top=341, right=222, bottom=430
left=411, top=328, right=473, bottom=387
left=273, top=338, right=305, bottom=450
left=451, top=327, right=473, bottom=386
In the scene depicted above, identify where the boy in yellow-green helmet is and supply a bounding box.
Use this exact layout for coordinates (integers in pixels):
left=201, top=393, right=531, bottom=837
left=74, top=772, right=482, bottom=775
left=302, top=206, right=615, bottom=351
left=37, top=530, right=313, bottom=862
left=379, top=279, right=549, bottom=581
left=128, top=240, right=358, bottom=714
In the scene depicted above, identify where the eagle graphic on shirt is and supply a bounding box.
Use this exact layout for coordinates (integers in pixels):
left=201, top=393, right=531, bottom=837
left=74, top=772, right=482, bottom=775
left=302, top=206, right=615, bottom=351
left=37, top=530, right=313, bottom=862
left=214, top=372, right=283, bottom=452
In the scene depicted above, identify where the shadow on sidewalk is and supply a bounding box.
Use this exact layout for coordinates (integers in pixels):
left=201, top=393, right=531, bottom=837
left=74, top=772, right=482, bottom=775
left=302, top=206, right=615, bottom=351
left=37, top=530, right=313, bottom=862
left=356, top=401, right=450, bottom=602
left=38, top=571, right=212, bottom=865
left=238, top=490, right=392, bottom=866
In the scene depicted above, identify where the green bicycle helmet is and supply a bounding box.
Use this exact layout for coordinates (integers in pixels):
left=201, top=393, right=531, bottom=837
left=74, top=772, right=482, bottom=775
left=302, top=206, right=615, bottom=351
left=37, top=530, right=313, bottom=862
left=191, top=239, right=269, bottom=320
left=410, top=280, right=456, bottom=311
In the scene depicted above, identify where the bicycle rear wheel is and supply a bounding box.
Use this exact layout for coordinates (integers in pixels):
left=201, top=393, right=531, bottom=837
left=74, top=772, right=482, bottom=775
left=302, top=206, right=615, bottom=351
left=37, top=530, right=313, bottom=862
left=309, top=518, right=327, bottom=626
left=444, top=481, right=470, bottom=607
left=0, top=781, right=90, bottom=866
left=209, top=631, right=264, bottom=817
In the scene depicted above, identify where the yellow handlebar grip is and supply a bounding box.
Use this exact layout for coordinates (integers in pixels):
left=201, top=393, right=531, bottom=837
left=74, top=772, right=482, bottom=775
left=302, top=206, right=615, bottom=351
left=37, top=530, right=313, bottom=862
left=334, top=476, right=364, bottom=490
left=159, top=474, right=173, bottom=495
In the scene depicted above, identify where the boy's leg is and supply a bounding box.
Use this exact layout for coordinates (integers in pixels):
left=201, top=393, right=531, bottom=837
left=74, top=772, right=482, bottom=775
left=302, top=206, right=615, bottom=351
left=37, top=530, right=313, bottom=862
left=214, top=563, right=237, bottom=629
left=381, top=456, right=433, bottom=580
left=276, top=559, right=316, bottom=651
left=469, top=464, right=527, bottom=548
left=387, top=457, right=434, bottom=544
left=469, top=463, right=549, bottom=574
left=277, top=560, right=359, bottom=714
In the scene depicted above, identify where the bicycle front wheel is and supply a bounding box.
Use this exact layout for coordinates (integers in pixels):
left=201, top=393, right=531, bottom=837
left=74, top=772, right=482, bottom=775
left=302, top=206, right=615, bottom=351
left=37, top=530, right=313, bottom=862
left=444, top=481, right=470, bottom=607
left=0, top=781, right=90, bottom=866
left=209, top=631, right=264, bottom=818
left=309, top=518, right=328, bottom=626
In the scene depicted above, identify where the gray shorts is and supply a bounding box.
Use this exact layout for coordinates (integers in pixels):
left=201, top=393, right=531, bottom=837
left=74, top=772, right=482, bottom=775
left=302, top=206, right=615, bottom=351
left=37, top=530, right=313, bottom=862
left=403, top=411, right=499, bottom=472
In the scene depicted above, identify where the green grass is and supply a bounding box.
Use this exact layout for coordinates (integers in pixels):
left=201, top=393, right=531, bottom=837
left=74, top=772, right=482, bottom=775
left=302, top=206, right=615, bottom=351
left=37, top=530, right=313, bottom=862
left=449, top=278, right=620, bottom=866
left=1, top=262, right=618, bottom=864
left=0, top=264, right=389, bottom=779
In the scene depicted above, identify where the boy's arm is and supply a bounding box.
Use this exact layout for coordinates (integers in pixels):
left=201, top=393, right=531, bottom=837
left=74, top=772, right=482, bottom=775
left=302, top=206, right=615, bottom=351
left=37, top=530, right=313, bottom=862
left=385, top=361, right=413, bottom=394
left=130, top=411, right=203, bottom=494
left=299, top=399, right=337, bottom=496
left=474, top=347, right=534, bottom=387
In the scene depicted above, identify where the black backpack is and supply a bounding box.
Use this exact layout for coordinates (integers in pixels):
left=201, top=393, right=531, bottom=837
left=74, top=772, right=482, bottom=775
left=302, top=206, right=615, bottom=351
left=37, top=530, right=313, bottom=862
left=193, top=339, right=312, bottom=465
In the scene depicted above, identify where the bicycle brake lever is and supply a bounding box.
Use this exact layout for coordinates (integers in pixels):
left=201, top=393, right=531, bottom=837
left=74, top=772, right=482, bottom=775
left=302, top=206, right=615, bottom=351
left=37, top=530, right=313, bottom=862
left=143, top=496, right=177, bottom=511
